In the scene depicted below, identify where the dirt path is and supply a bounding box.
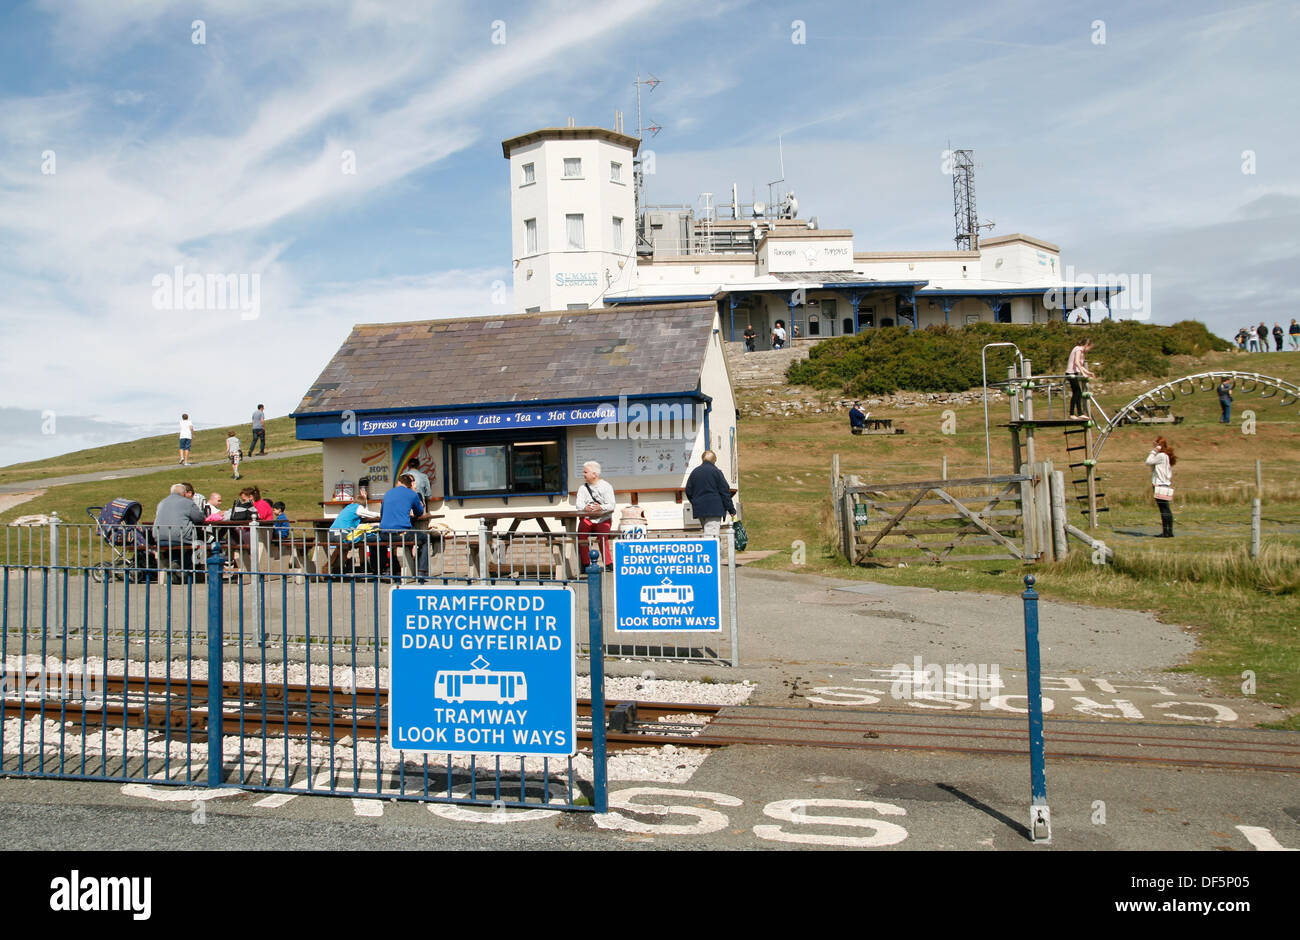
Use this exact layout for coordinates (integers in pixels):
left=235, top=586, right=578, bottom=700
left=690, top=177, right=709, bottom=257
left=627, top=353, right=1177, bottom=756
left=0, top=490, right=44, bottom=514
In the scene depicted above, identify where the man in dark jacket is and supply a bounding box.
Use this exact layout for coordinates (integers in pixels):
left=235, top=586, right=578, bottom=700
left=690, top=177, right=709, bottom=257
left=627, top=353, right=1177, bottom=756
left=684, top=450, right=736, bottom=537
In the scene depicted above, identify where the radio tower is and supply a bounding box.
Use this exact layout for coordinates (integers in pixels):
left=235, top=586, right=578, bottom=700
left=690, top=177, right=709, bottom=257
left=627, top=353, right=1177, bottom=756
left=952, top=149, right=980, bottom=251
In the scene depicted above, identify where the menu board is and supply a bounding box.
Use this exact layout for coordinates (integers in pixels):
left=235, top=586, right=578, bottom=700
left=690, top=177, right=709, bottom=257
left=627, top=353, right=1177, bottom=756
left=572, top=435, right=696, bottom=479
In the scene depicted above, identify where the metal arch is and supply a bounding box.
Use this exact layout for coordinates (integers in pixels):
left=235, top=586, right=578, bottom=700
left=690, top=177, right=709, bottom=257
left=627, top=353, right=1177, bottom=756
left=1092, top=371, right=1300, bottom=459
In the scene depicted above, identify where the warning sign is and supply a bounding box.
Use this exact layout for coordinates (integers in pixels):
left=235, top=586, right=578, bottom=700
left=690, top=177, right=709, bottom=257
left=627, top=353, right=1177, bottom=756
left=613, top=538, right=721, bottom=632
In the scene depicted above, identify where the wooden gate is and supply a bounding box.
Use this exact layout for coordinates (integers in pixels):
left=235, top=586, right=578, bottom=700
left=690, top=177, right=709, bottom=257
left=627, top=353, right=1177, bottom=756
left=833, top=463, right=1032, bottom=566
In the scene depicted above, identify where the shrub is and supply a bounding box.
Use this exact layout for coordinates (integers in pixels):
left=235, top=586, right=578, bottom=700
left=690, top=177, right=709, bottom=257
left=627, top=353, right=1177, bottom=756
left=786, top=320, right=1232, bottom=395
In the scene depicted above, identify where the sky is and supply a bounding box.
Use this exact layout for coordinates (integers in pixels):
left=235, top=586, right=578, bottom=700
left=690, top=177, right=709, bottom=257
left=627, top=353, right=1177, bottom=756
left=1, top=0, right=1296, bottom=465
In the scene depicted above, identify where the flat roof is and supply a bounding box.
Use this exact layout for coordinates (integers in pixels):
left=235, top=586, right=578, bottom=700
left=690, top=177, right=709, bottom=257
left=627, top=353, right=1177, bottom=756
left=502, top=127, right=641, bottom=158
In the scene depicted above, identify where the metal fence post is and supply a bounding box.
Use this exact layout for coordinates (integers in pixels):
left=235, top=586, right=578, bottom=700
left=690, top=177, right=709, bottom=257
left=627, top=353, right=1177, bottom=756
left=206, top=548, right=225, bottom=787
left=477, top=519, right=490, bottom=581
left=1022, top=574, right=1050, bottom=842
left=585, top=548, right=607, bottom=813
left=49, top=512, right=60, bottom=623
left=726, top=528, right=738, bottom=667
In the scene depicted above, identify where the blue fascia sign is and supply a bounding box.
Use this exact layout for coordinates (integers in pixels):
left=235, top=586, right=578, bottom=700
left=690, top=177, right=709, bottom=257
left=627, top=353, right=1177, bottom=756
left=388, top=585, right=576, bottom=757
left=613, top=538, right=721, bottom=632
left=359, top=403, right=618, bottom=437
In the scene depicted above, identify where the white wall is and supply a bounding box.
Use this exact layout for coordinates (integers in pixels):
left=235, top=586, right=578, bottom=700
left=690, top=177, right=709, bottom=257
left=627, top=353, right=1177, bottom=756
left=508, top=135, right=637, bottom=312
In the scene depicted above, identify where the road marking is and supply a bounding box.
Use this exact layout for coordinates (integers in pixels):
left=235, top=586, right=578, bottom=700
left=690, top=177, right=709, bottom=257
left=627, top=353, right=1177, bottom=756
left=120, top=784, right=242, bottom=802
left=753, top=798, right=909, bottom=847
left=595, top=788, right=743, bottom=835
left=253, top=793, right=298, bottom=808
left=1235, top=825, right=1298, bottom=851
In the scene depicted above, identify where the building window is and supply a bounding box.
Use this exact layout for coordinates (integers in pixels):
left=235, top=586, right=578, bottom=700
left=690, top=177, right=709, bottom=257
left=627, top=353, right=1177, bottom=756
left=566, top=214, right=585, bottom=250
left=612, top=216, right=623, bottom=251
left=525, top=218, right=537, bottom=254
left=610, top=161, right=622, bottom=183
left=521, top=163, right=535, bottom=185
left=449, top=436, right=563, bottom=498
left=563, top=157, right=582, bottom=178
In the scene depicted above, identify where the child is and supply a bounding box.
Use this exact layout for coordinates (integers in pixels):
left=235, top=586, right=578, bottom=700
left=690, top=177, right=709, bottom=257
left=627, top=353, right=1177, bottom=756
left=226, top=431, right=243, bottom=479
left=272, top=501, right=290, bottom=540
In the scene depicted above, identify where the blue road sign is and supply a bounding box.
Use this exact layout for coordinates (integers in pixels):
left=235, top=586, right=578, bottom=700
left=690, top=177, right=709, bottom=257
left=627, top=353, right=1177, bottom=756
left=613, top=538, right=721, bottom=632
left=388, top=585, right=576, bottom=757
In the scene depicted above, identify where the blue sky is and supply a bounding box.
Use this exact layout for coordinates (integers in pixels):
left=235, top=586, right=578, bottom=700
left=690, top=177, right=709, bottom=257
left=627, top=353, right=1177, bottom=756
left=1, top=0, right=1296, bottom=464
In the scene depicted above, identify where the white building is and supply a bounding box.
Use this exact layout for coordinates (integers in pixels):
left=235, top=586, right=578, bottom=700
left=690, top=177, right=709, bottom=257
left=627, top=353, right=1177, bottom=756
left=502, top=125, right=1125, bottom=341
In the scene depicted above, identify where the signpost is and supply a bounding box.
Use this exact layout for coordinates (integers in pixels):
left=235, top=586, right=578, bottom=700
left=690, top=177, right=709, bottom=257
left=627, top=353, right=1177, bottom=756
left=613, top=538, right=722, bottom=632
left=388, top=585, right=576, bottom=757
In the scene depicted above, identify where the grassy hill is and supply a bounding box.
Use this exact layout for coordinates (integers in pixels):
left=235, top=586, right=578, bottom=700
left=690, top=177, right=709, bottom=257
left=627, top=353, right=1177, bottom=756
left=0, top=416, right=314, bottom=487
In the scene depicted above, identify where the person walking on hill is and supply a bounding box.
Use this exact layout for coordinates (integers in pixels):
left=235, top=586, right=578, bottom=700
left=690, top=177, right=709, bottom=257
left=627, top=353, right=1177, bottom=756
left=1273, top=323, right=1285, bottom=352
left=1256, top=322, right=1268, bottom=352
left=1145, top=436, right=1176, bottom=538
left=250, top=405, right=267, bottom=455
left=178, top=413, right=194, bottom=466
left=1290, top=319, right=1300, bottom=350
left=1065, top=337, right=1097, bottom=418
left=225, top=431, right=243, bottom=479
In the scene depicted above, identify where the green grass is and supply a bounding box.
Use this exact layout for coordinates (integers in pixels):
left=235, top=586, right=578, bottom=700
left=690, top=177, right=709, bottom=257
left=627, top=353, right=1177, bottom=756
left=0, top=416, right=314, bottom=486
left=740, top=346, right=1300, bottom=729
left=1, top=454, right=325, bottom=563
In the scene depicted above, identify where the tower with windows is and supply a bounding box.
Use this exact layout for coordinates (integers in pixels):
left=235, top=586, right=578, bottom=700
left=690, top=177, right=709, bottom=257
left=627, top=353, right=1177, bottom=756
left=502, top=126, right=640, bottom=314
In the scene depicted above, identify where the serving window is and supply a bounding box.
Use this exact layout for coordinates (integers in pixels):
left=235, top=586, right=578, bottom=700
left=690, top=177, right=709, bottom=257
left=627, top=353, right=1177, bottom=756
left=447, top=434, right=564, bottom=498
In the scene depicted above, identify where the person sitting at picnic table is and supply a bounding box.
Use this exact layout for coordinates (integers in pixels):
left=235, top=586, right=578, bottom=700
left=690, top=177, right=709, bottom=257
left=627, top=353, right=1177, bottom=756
left=376, top=473, right=434, bottom=581
left=324, top=499, right=381, bottom=575
left=576, top=461, right=616, bottom=570
left=272, top=501, right=290, bottom=540
left=153, top=483, right=207, bottom=580
left=204, top=492, right=226, bottom=522
left=849, top=402, right=868, bottom=434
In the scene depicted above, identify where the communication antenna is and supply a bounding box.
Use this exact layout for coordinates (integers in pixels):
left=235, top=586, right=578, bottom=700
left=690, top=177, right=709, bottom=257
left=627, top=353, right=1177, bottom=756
left=633, top=71, right=662, bottom=248
left=952, top=148, right=995, bottom=250
left=766, top=134, right=786, bottom=220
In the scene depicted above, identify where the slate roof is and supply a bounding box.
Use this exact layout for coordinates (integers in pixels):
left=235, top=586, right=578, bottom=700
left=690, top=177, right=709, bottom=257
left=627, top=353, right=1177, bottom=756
left=294, top=303, right=717, bottom=415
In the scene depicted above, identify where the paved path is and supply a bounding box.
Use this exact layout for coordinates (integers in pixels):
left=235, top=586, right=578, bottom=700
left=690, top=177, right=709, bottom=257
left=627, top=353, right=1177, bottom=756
left=0, top=446, right=321, bottom=495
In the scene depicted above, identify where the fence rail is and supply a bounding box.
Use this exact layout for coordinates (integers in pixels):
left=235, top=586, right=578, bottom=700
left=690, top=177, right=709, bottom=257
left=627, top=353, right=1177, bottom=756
left=3, top=521, right=738, bottom=665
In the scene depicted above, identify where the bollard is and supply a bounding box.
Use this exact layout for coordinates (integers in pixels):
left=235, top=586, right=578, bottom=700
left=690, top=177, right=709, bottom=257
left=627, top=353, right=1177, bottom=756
left=206, top=547, right=225, bottom=787
left=1022, top=574, right=1050, bottom=843
left=585, top=548, right=607, bottom=813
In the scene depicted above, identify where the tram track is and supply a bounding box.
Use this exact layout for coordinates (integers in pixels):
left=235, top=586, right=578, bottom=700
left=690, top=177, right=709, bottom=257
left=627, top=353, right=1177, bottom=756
left=4, top=674, right=1296, bottom=771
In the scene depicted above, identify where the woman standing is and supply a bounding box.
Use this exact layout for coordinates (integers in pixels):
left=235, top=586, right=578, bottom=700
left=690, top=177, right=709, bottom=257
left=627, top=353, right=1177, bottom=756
left=1145, top=437, right=1177, bottom=538
left=1290, top=319, right=1300, bottom=350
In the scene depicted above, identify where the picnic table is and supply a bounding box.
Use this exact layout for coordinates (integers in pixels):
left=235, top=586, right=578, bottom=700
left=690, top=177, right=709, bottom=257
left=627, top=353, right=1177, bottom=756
left=853, top=418, right=905, bottom=435
left=464, top=508, right=592, bottom=579
left=304, top=514, right=446, bottom=577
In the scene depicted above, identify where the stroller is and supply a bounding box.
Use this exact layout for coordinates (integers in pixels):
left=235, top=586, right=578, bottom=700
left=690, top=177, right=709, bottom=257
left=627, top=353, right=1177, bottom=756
left=88, top=499, right=155, bottom=583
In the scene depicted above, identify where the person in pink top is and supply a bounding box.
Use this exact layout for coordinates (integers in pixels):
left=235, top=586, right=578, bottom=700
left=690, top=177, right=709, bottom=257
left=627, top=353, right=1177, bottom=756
left=1066, top=338, right=1097, bottom=418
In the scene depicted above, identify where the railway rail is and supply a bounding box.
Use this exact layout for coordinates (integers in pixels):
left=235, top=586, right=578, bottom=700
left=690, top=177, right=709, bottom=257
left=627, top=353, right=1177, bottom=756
left=4, top=674, right=1296, bottom=772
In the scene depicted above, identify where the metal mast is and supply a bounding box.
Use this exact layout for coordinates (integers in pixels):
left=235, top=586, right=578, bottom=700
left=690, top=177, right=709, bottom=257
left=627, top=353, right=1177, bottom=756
left=633, top=72, right=661, bottom=248
left=952, top=149, right=979, bottom=251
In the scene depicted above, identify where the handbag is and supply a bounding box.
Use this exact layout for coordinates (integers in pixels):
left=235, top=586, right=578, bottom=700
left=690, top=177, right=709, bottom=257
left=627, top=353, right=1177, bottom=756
left=731, top=519, right=749, bottom=552
left=1153, top=485, right=1174, bottom=501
